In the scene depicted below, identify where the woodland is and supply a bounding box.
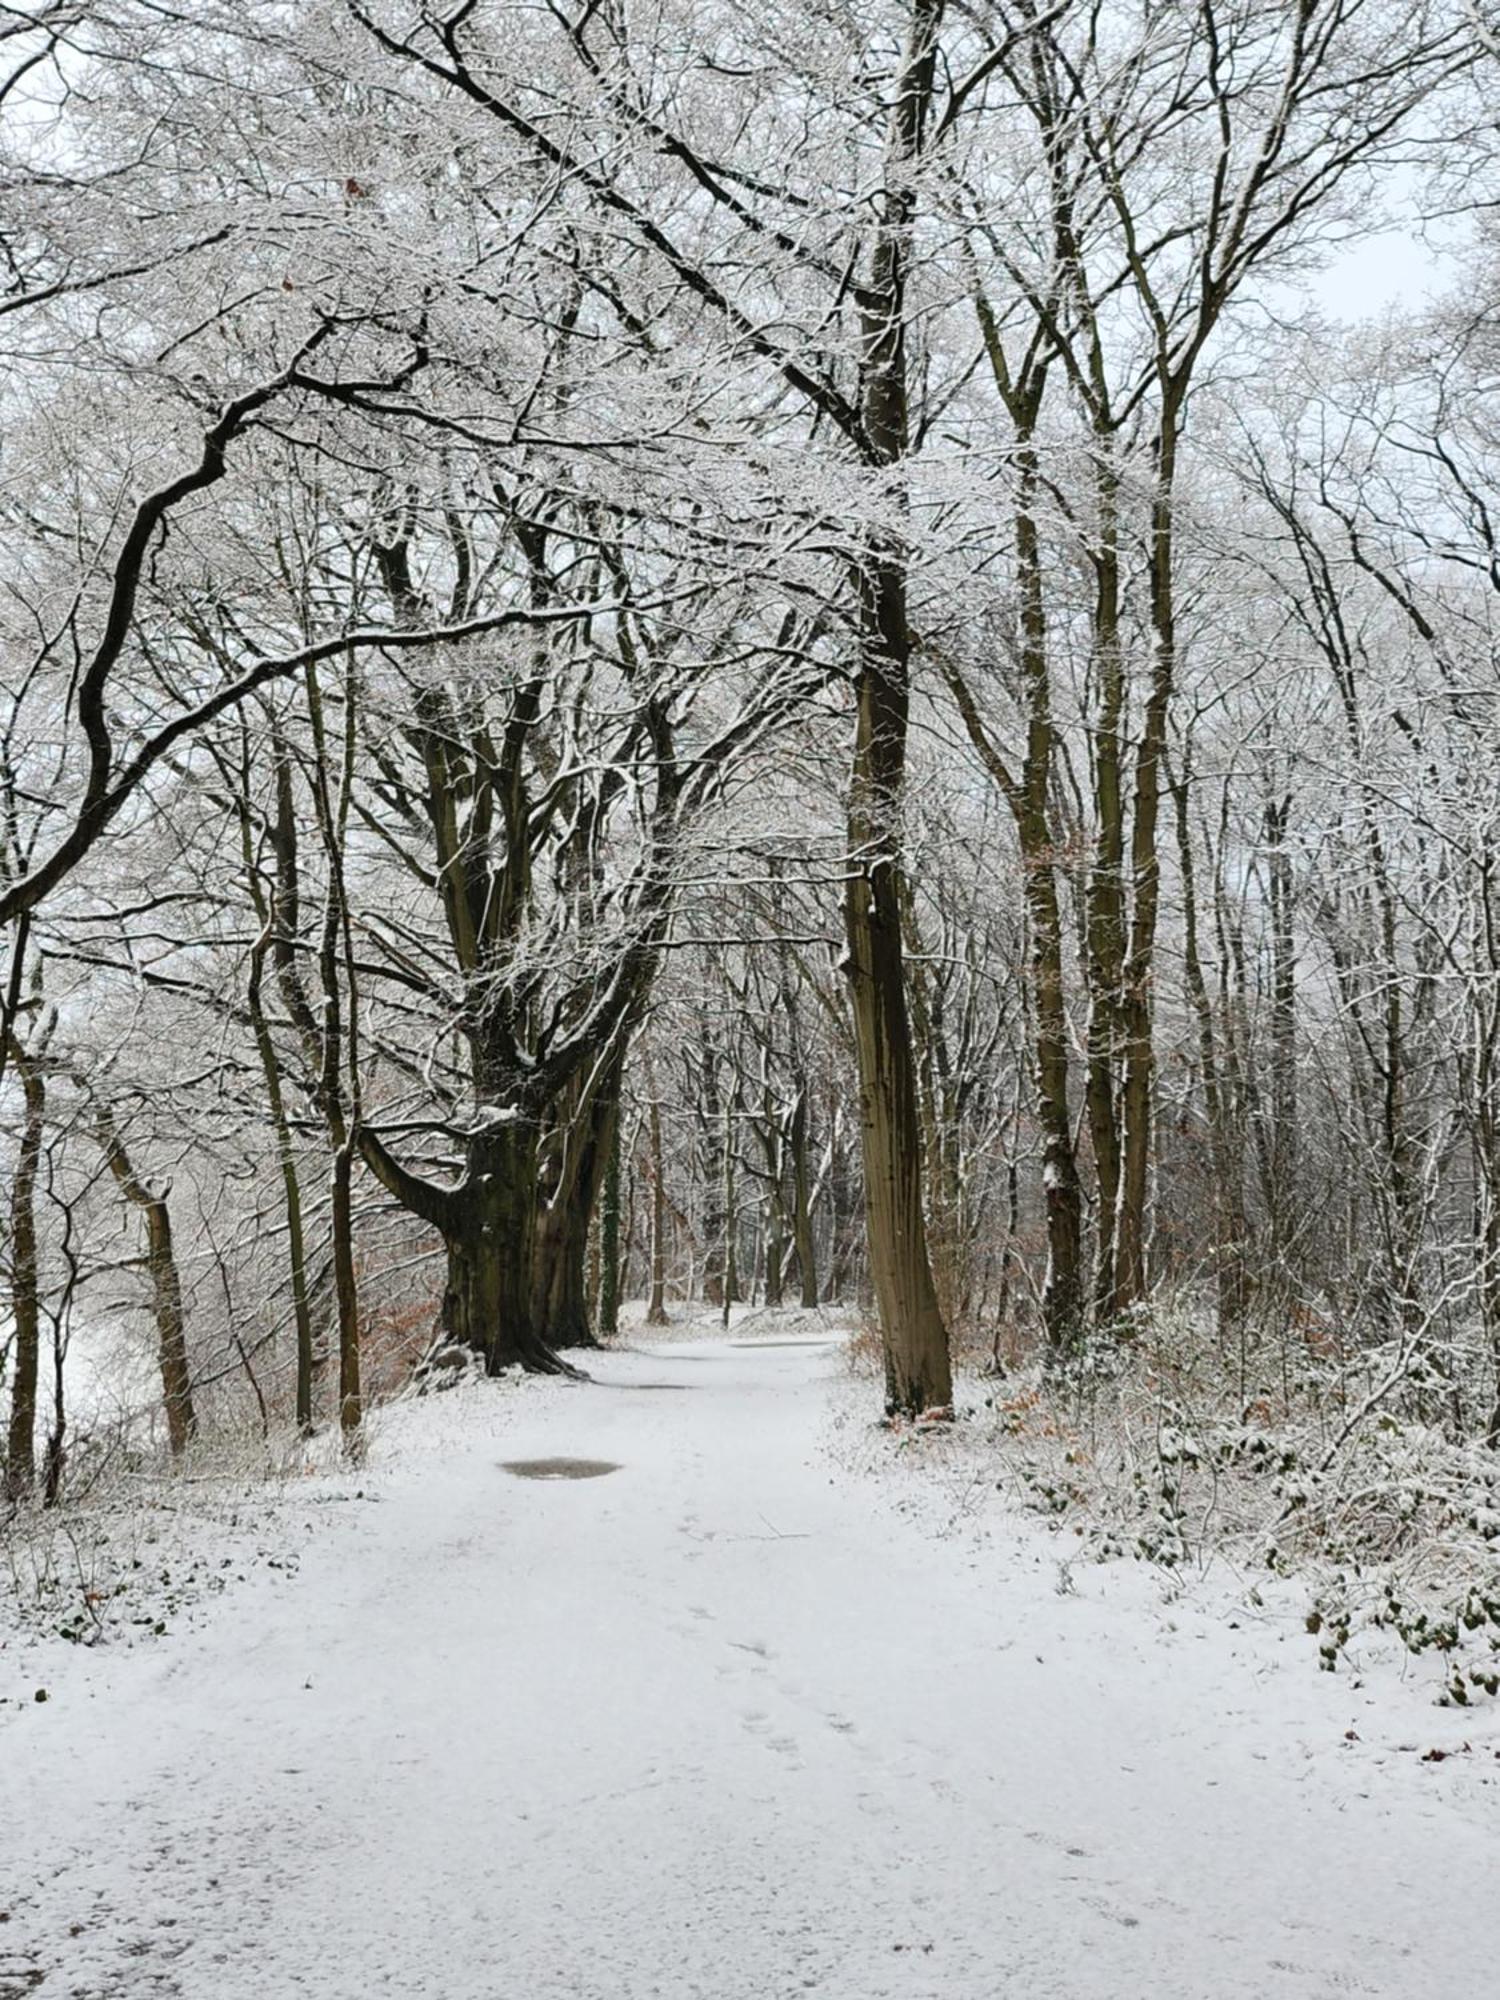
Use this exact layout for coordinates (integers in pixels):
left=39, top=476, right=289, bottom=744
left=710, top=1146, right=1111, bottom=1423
left=2, top=0, right=1500, bottom=1583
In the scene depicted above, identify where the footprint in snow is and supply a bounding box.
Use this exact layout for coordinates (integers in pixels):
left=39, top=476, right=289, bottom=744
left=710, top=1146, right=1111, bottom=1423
left=1084, top=1896, right=1142, bottom=1930
left=1266, top=1965, right=1381, bottom=1994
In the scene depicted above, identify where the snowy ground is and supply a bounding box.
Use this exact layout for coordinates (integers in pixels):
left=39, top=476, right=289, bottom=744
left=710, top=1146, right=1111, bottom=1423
left=3, top=1312, right=1498, bottom=1999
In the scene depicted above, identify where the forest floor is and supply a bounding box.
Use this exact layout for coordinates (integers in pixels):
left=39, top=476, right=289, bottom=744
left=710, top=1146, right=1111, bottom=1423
left=3, top=1308, right=1498, bottom=1999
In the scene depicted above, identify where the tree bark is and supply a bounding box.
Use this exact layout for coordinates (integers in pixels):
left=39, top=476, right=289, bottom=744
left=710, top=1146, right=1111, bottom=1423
left=4, top=1043, right=45, bottom=1498
left=433, top=1120, right=575, bottom=1373
left=844, top=0, right=952, bottom=1416
left=762, top=1145, right=786, bottom=1310
left=789, top=1089, right=819, bottom=1309
left=697, top=1043, right=727, bottom=1306
left=533, top=1055, right=625, bottom=1348
left=1113, top=406, right=1183, bottom=1311
left=598, top=1108, right=622, bottom=1340
left=646, top=1082, right=669, bottom=1325
left=97, top=1113, right=196, bottom=1457
left=1011, top=461, right=1085, bottom=1359
left=246, top=926, right=317, bottom=1434
left=1083, top=457, right=1127, bottom=1322
left=1170, top=750, right=1250, bottom=1341
left=963, top=287, right=1084, bottom=1358
left=1265, top=791, right=1299, bottom=1266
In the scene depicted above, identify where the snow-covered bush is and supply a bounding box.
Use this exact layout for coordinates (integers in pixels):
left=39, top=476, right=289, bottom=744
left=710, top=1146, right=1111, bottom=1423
left=918, top=1292, right=1500, bottom=1701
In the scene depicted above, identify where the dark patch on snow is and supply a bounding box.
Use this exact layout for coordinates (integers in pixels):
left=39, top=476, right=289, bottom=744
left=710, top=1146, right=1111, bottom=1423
left=500, top=1457, right=620, bottom=1480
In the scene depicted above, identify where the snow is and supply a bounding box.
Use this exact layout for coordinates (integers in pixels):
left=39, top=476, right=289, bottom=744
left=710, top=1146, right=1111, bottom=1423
left=4, top=1314, right=1498, bottom=1998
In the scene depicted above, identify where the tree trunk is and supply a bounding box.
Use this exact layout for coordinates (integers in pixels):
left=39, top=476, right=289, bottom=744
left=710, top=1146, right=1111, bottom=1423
left=96, top=1111, right=196, bottom=1457
left=1265, top=792, right=1299, bottom=1269
left=598, top=1109, right=622, bottom=1340
left=42, top=1317, right=66, bottom=1508
left=763, top=1179, right=786, bottom=1309
left=646, top=1083, right=669, bottom=1325
left=1479, top=1121, right=1500, bottom=1447
left=247, top=939, right=317, bottom=1434
left=844, top=0, right=952, bottom=1417
left=698, top=1046, right=726, bottom=1306
left=720, top=1093, right=739, bottom=1318
left=846, top=630, right=952, bottom=1413
left=535, top=1200, right=594, bottom=1349
left=1083, top=456, right=1127, bottom=1322
left=1011, top=456, right=1085, bottom=1360
left=534, top=1063, right=624, bottom=1349
left=1113, top=407, right=1183, bottom=1312
left=962, top=295, right=1084, bottom=1360
left=146, top=1197, right=195, bottom=1458
left=823, top=1111, right=856, bottom=1306
left=1025, top=839, right=1087, bottom=1362
left=442, top=1121, right=572, bottom=1372
left=1170, top=751, right=1250, bottom=1341
left=270, top=684, right=367, bottom=1444
left=940, top=465, right=1083, bottom=1359
left=789, top=1089, right=819, bottom=1309
left=4, top=1046, right=44, bottom=1498
left=331, top=1139, right=362, bottom=1439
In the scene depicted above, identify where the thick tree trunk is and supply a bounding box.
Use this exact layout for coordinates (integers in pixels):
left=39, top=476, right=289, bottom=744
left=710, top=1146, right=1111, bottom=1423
left=4, top=1049, right=44, bottom=1498
left=844, top=0, right=952, bottom=1418
left=534, top=1064, right=623, bottom=1349
left=846, top=636, right=952, bottom=1413
left=442, top=1122, right=572, bottom=1373
left=444, top=1229, right=571, bottom=1373
left=534, top=1200, right=593, bottom=1349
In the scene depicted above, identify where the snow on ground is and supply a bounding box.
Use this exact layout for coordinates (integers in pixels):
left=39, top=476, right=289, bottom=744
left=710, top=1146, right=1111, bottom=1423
left=3, top=1310, right=1497, bottom=1999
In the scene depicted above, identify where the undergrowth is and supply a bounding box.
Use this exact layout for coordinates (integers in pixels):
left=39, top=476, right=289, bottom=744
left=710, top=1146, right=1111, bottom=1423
left=0, top=1418, right=365, bottom=1673
left=861, top=1296, right=1500, bottom=1705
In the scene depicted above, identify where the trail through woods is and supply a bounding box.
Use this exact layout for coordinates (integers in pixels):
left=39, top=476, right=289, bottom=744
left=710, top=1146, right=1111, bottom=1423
left=5, top=1324, right=1499, bottom=1998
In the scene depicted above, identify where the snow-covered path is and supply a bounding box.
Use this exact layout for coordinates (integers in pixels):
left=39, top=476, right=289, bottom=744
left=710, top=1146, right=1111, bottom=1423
left=5, top=1333, right=1496, bottom=1999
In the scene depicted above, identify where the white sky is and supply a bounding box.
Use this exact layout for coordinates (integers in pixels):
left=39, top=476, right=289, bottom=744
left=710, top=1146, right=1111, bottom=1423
left=1313, top=227, right=1461, bottom=321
